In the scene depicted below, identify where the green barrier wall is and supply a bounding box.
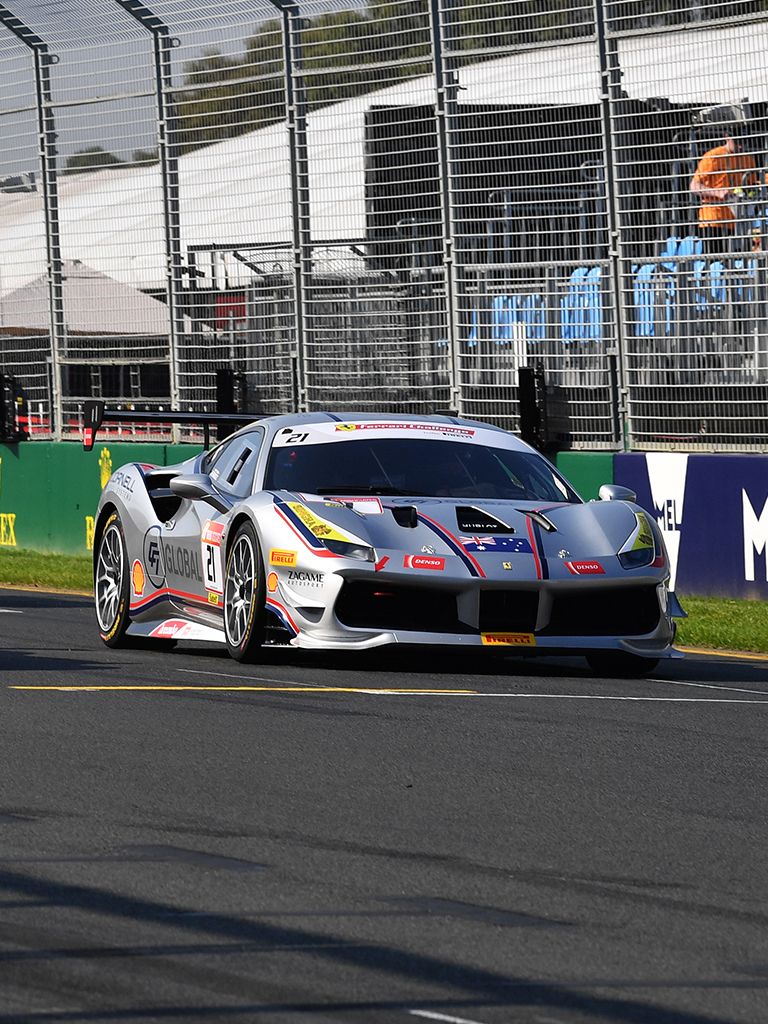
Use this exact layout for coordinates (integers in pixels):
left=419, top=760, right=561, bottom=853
left=0, top=443, right=614, bottom=556
left=0, top=442, right=202, bottom=556
left=555, top=451, right=614, bottom=500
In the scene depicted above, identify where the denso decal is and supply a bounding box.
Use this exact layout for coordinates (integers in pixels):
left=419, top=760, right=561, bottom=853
left=403, top=554, right=446, bottom=570
left=131, top=559, right=146, bottom=597
left=565, top=561, right=605, bottom=575
left=481, top=632, right=536, bottom=647
left=270, top=549, right=297, bottom=567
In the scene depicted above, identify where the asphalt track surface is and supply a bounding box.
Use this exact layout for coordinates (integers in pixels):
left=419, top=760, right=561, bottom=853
left=2, top=591, right=768, bottom=1024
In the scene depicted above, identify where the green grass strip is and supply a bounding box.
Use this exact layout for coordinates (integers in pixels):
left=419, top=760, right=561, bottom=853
left=0, top=550, right=766, bottom=655
left=0, top=548, right=92, bottom=593
left=676, top=594, right=768, bottom=655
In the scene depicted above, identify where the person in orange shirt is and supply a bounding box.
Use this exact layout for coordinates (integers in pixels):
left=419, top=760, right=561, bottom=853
left=690, top=134, right=758, bottom=254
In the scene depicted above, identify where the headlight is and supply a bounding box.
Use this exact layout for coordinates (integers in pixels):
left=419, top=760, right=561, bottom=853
left=618, top=511, right=663, bottom=569
left=323, top=539, right=375, bottom=561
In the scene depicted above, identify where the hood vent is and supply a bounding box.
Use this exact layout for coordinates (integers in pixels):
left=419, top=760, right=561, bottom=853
left=391, top=505, right=418, bottom=528
left=455, top=506, right=514, bottom=533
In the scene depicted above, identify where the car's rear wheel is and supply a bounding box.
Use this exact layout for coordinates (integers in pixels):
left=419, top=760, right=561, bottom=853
left=224, top=521, right=265, bottom=662
left=95, top=512, right=131, bottom=647
left=586, top=651, right=659, bottom=678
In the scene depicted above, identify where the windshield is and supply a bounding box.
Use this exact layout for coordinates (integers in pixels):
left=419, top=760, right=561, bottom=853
left=265, top=438, right=579, bottom=503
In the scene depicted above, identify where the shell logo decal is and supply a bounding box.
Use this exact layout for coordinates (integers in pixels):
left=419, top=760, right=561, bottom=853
left=131, top=559, right=146, bottom=597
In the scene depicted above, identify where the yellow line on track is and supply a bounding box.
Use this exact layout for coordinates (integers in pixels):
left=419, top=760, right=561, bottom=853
left=9, top=685, right=478, bottom=694
left=676, top=646, right=768, bottom=662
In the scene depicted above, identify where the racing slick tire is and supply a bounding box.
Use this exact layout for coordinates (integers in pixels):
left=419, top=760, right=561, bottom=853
left=94, top=511, right=132, bottom=648
left=586, top=651, right=659, bottom=678
left=224, top=520, right=266, bottom=662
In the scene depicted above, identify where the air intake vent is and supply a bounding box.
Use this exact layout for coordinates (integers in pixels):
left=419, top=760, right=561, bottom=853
left=391, top=505, right=418, bottom=528
left=456, top=506, right=513, bottom=533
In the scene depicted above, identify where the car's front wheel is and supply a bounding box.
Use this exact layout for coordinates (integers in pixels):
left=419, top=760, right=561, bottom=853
left=224, top=521, right=266, bottom=662
left=95, top=511, right=131, bottom=647
left=586, top=651, right=659, bottom=678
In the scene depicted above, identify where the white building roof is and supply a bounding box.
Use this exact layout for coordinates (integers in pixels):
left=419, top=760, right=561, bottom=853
left=0, top=259, right=171, bottom=334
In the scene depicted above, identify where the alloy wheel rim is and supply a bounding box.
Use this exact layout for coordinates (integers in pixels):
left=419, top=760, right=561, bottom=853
left=225, top=534, right=255, bottom=647
left=95, top=523, right=124, bottom=631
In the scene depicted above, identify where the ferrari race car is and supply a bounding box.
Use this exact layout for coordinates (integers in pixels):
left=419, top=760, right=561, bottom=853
left=92, top=411, right=683, bottom=676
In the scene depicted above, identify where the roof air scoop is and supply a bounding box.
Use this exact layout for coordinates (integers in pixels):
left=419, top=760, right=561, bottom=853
left=455, top=507, right=514, bottom=533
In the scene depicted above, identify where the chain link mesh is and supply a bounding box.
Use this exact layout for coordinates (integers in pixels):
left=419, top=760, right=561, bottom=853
left=0, top=0, right=766, bottom=448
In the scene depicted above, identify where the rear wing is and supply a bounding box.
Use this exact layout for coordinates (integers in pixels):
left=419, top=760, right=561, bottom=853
left=82, top=400, right=259, bottom=452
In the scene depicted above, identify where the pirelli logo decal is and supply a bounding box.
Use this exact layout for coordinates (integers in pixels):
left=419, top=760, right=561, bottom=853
left=481, top=632, right=536, bottom=647
left=270, top=549, right=297, bottom=567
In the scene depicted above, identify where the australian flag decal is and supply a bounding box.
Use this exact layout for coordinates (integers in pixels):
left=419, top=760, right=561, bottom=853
left=459, top=535, right=532, bottom=553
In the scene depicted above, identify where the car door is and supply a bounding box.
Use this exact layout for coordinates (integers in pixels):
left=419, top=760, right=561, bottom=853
left=161, top=429, right=265, bottom=619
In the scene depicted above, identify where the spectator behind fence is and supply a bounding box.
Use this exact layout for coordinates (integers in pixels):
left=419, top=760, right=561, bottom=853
left=690, top=133, right=758, bottom=254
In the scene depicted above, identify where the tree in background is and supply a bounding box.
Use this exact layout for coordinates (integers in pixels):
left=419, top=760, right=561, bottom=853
left=65, top=147, right=124, bottom=173
left=171, top=0, right=432, bottom=155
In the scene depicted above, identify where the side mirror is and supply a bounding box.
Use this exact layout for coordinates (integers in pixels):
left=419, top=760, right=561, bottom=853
left=599, top=483, right=637, bottom=503
left=170, top=473, right=231, bottom=514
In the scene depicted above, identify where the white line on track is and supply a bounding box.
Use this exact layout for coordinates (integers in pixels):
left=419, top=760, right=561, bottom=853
left=409, top=1011, right=489, bottom=1024
left=648, top=678, right=768, bottom=697
left=174, top=666, right=327, bottom=687
left=457, top=694, right=768, bottom=704
left=11, top=686, right=768, bottom=704
left=0, top=609, right=23, bottom=614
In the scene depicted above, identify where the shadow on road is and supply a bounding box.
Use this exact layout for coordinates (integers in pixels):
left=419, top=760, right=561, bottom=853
left=0, top=867, right=754, bottom=1024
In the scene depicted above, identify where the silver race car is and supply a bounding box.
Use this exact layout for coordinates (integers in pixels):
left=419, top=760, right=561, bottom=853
left=92, top=412, right=682, bottom=676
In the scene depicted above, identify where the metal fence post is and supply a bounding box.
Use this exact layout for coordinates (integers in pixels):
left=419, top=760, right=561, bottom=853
left=594, top=0, right=630, bottom=449
left=270, top=0, right=309, bottom=413
left=0, top=6, right=64, bottom=439
left=430, top=0, right=461, bottom=414
left=115, top=0, right=182, bottom=418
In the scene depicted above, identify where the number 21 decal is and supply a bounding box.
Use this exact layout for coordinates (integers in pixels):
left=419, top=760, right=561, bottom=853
left=201, top=520, right=225, bottom=595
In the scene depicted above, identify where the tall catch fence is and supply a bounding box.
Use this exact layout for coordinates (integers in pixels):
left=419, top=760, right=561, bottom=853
left=1, top=0, right=767, bottom=449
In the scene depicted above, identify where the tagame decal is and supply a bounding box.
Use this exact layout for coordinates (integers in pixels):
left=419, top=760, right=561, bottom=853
left=481, top=632, right=536, bottom=647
